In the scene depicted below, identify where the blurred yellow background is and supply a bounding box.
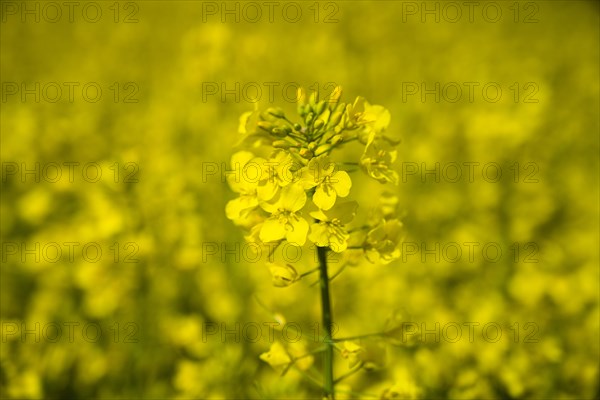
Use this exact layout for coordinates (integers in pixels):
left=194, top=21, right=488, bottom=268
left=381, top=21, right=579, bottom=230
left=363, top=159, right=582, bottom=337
left=1, top=1, right=598, bottom=399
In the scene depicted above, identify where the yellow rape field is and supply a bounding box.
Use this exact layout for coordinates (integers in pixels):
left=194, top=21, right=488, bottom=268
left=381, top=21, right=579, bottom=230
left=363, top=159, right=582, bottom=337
left=1, top=1, right=598, bottom=399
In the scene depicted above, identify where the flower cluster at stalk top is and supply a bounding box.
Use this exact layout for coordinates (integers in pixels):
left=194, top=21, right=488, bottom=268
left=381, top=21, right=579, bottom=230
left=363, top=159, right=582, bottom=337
left=225, top=87, right=404, bottom=269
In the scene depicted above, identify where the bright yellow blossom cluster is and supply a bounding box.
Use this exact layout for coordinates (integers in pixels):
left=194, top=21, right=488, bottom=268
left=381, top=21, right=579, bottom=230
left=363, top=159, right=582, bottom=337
left=226, top=88, right=404, bottom=267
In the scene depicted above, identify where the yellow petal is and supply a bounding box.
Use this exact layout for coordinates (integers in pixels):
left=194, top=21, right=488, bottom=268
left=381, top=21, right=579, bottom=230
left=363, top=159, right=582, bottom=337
left=259, top=342, right=291, bottom=368
left=286, top=218, right=309, bottom=246
left=331, top=170, right=352, bottom=197
left=259, top=218, right=286, bottom=242
left=313, top=184, right=336, bottom=210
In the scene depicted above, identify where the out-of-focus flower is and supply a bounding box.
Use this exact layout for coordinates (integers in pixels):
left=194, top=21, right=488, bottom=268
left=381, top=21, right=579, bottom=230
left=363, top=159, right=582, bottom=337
left=364, top=219, right=404, bottom=263
left=340, top=339, right=387, bottom=370
left=225, top=151, right=260, bottom=223
left=259, top=341, right=292, bottom=369
left=267, top=262, right=299, bottom=287
left=360, top=138, right=400, bottom=185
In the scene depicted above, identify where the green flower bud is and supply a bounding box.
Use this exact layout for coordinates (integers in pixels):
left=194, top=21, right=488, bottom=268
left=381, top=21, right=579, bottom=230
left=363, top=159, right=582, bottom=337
left=293, top=123, right=303, bottom=132
left=315, top=101, right=327, bottom=116
left=328, top=86, right=343, bottom=105
left=307, top=141, right=318, bottom=152
left=297, top=104, right=307, bottom=117
left=296, top=87, right=307, bottom=106
left=257, top=121, right=275, bottom=132
left=315, top=143, right=332, bottom=156
left=299, top=148, right=314, bottom=159
left=271, top=127, right=289, bottom=138
left=334, top=102, right=346, bottom=114
left=314, top=119, right=325, bottom=130
left=266, top=107, right=286, bottom=119
left=309, top=91, right=318, bottom=105
left=331, top=134, right=343, bottom=145
left=272, top=140, right=292, bottom=149
left=329, top=111, right=343, bottom=127
left=305, top=112, right=314, bottom=124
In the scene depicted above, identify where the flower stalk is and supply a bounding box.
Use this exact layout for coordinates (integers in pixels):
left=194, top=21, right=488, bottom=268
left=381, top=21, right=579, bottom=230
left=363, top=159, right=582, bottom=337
left=317, top=246, right=335, bottom=399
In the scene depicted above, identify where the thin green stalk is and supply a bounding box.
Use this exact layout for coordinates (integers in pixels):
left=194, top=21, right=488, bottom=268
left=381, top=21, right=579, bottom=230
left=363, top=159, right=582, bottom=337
left=317, top=246, right=335, bottom=399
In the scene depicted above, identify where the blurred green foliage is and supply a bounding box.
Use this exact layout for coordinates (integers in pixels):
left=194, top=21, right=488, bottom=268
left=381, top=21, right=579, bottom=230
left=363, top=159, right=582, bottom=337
left=1, top=1, right=598, bottom=399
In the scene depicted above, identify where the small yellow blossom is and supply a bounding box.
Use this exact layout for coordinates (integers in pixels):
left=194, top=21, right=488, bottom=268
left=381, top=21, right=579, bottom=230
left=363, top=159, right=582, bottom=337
left=259, top=341, right=292, bottom=369
left=364, top=219, right=404, bottom=263
left=309, top=201, right=358, bottom=252
left=360, top=138, right=400, bottom=185
left=267, top=262, right=299, bottom=287
left=299, top=155, right=352, bottom=210
left=259, top=184, right=309, bottom=246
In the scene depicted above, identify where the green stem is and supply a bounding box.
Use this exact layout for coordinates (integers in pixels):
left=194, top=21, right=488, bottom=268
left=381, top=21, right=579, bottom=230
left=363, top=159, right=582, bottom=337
left=317, top=246, right=335, bottom=399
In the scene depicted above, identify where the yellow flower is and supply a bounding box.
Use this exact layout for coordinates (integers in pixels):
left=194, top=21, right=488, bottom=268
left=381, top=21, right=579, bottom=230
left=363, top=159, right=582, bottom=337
left=356, top=101, right=391, bottom=146
left=340, top=341, right=363, bottom=368
left=267, top=262, right=299, bottom=287
left=259, top=183, right=309, bottom=246
left=256, top=151, right=298, bottom=201
left=340, top=339, right=387, bottom=370
left=299, top=155, right=352, bottom=210
left=364, top=219, right=404, bottom=263
left=225, top=151, right=260, bottom=223
left=238, top=110, right=258, bottom=134
left=360, top=138, right=399, bottom=185
left=259, top=341, right=291, bottom=369
left=309, top=201, right=358, bottom=253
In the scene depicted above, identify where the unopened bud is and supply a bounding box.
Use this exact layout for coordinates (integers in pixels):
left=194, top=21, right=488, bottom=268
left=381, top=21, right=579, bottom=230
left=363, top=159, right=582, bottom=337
left=299, top=148, right=314, bottom=159
left=268, top=263, right=299, bottom=287
left=258, top=121, right=275, bottom=132
left=314, top=119, right=325, bottom=130
left=267, top=107, right=286, bottom=119
left=329, top=111, right=343, bottom=127
left=331, top=135, right=343, bottom=145
left=297, top=87, right=307, bottom=105
left=315, top=101, right=327, bottom=116
left=328, top=86, right=342, bottom=105
left=307, top=142, right=318, bottom=152
left=309, top=91, right=319, bottom=105
left=293, top=123, right=303, bottom=132
left=273, top=140, right=292, bottom=149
